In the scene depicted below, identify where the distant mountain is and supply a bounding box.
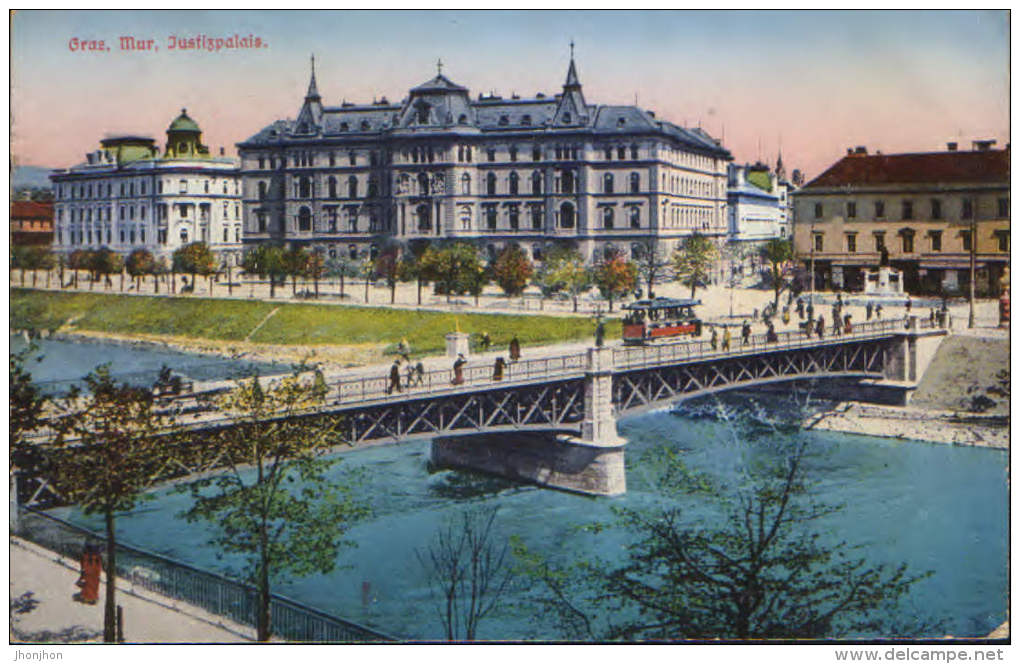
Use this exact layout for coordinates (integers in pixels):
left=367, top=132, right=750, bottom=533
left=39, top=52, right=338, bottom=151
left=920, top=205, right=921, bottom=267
left=12, top=166, right=57, bottom=190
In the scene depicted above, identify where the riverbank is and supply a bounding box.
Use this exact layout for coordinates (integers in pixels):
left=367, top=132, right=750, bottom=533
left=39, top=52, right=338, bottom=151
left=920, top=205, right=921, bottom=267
left=805, top=402, right=1008, bottom=449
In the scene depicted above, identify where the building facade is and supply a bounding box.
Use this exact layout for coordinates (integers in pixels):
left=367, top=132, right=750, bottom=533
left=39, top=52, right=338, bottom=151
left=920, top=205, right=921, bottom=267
left=237, top=54, right=732, bottom=264
left=726, top=162, right=783, bottom=244
left=51, top=110, right=244, bottom=264
left=10, top=200, right=54, bottom=246
left=792, top=143, right=1009, bottom=295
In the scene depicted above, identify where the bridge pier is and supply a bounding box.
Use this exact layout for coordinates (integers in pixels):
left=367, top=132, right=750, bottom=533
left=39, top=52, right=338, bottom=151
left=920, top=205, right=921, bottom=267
left=429, top=347, right=628, bottom=496
left=878, top=317, right=947, bottom=404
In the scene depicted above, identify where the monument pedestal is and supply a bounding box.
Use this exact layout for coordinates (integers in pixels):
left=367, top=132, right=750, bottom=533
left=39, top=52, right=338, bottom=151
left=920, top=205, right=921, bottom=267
left=445, top=331, right=470, bottom=358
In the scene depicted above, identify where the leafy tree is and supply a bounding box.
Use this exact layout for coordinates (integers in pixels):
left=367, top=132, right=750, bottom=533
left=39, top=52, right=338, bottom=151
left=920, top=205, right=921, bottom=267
left=151, top=257, right=169, bottom=294
left=125, top=249, right=155, bottom=291
left=243, top=244, right=287, bottom=298
left=491, top=245, right=534, bottom=298
left=179, top=373, right=367, bottom=641
left=397, top=239, right=432, bottom=306
left=9, top=346, right=47, bottom=534
left=324, top=254, right=360, bottom=300
left=282, top=246, right=309, bottom=297
left=592, top=255, right=637, bottom=312
left=632, top=238, right=671, bottom=298
left=90, top=248, right=122, bottom=291
left=673, top=233, right=718, bottom=299
left=304, top=249, right=326, bottom=299
left=374, top=243, right=403, bottom=304
left=48, top=366, right=173, bottom=642
left=67, top=249, right=92, bottom=289
left=420, top=242, right=484, bottom=303
left=359, top=257, right=375, bottom=304
left=417, top=507, right=516, bottom=641
left=173, top=242, right=217, bottom=294
left=515, top=401, right=931, bottom=641
left=760, top=238, right=795, bottom=309
left=535, top=246, right=592, bottom=313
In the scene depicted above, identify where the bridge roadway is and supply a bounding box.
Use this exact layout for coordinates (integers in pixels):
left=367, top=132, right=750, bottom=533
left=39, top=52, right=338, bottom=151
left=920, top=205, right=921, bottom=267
left=163, top=317, right=931, bottom=439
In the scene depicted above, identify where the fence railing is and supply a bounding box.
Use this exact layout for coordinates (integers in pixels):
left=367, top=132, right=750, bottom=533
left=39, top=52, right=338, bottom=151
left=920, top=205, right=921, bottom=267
left=333, top=352, right=588, bottom=404
left=14, top=506, right=391, bottom=643
left=613, top=317, right=909, bottom=371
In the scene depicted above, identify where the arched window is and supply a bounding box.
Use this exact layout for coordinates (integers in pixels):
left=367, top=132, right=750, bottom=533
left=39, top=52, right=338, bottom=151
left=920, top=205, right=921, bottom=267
left=368, top=178, right=378, bottom=197
left=603, top=207, right=615, bottom=229
left=630, top=145, right=638, bottom=159
left=461, top=173, right=471, bottom=195
left=348, top=176, right=358, bottom=198
left=630, top=207, right=641, bottom=228
left=328, top=176, right=337, bottom=199
left=617, top=146, right=626, bottom=160
left=560, top=202, right=575, bottom=229
left=180, top=228, right=188, bottom=244
left=458, top=114, right=468, bottom=124
left=486, top=173, right=497, bottom=196
left=418, top=173, right=429, bottom=196
left=459, top=205, right=472, bottom=230
left=562, top=170, right=575, bottom=195
left=509, top=172, right=519, bottom=195
left=531, top=205, right=543, bottom=229
left=630, top=172, right=640, bottom=193
left=531, top=171, right=542, bottom=194
left=298, top=177, right=311, bottom=198
left=486, top=206, right=497, bottom=230
left=509, top=206, right=519, bottom=230
left=348, top=244, right=358, bottom=259
left=604, top=173, right=614, bottom=194
left=298, top=206, right=312, bottom=231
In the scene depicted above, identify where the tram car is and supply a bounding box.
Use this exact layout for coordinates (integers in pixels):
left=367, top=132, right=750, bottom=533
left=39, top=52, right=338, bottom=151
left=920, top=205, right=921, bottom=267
left=622, top=297, right=703, bottom=345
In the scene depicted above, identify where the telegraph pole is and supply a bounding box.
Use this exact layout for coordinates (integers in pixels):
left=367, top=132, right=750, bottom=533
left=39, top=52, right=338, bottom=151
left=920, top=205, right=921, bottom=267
left=968, top=215, right=976, bottom=328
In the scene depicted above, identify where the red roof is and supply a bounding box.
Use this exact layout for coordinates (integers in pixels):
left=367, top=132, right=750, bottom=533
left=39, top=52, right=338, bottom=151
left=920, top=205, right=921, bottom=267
left=11, top=201, right=53, bottom=220
left=803, top=149, right=1009, bottom=189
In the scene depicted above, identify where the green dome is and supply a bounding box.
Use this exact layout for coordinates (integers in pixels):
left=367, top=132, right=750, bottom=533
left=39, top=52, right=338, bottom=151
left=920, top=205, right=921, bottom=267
left=168, top=108, right=201, bottom=133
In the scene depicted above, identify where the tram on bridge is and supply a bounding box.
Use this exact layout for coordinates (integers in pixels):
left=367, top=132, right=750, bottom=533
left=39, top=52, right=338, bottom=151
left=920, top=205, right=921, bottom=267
left=622, top=297, right=703, bottom=345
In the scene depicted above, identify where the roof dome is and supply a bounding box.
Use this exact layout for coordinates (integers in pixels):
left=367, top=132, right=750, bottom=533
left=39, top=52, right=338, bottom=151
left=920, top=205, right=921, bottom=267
left=168, top=108, right=201, bottom=133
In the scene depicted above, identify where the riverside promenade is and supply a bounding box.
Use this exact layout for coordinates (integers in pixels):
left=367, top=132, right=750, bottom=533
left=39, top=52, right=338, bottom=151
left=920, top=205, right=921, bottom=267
left=10, top=537, right=254, bottom=643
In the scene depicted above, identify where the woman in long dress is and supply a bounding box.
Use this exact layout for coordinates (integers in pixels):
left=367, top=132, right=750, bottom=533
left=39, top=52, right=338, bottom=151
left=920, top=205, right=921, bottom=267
left=452, top=354, right=467, bottom=385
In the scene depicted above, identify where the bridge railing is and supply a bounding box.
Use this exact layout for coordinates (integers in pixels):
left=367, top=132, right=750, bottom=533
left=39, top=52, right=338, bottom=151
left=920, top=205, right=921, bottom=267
left=333, top=352, right=587, bottom=404
left=14, top=506, right=391, bottom=642
left=613, top=317, right=905, bottom=371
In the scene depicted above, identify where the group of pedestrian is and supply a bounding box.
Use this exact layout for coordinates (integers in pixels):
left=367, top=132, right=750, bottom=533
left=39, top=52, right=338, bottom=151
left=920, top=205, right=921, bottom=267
left=387, top=357, right=426, bottom=394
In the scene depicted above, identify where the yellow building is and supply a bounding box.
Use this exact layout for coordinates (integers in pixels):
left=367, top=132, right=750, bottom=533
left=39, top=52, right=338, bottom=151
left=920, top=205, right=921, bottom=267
left=791, top=143, right=1009, bottom=296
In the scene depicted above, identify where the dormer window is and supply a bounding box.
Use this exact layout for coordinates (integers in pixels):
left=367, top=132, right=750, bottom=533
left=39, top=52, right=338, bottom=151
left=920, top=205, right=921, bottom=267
left=339, top=122, right=349, bottom=131
left=617, top=117, right=626, bottom=127
left=562, top=113, right=571, bottom=124
left=458, top=114, right=468, bottom=124
left=415, top=101, right=431, bottom=124
left=522, top=115, right=532, bottom=126
left=499, top=115, right=509, bottom=126
left=360, top=120, right=370, bottom=131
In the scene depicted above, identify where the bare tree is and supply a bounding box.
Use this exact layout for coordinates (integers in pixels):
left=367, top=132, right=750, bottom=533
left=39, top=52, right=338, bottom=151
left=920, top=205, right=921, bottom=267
left=632, top=238, right=672, bottom=298
left=416, top=507, right=516, bottom=641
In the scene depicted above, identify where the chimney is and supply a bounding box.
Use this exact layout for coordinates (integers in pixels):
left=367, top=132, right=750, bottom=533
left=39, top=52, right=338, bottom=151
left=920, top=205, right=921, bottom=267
left=972, top=139, right=996, bottom=151
left=219, top=147, right=225, bottom=156
left=854, top=146, right=867, bottom=155
left=947, top=142, right=958, bottom=151
left=847, top=147, right=853, bottom=155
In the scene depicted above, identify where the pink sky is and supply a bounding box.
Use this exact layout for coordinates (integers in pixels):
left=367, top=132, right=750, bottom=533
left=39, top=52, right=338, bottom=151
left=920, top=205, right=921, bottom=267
left=11, top=10, right=1010, bottom=180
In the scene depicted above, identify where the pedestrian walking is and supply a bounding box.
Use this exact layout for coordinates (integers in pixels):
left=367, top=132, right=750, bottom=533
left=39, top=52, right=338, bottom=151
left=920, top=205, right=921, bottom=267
left=480, top=331, right=491, bottom=352
left=405, top=361, right=416, bottom=388
left=397, top=338, right=411, bottom=363
left=905, top=297, right=912, bottom=314
left=804, top=317, right=813, bottom=338
left=876, top=304, right=883, bottom=319
left=797, top=298, right=805, bottom=319
left=722, top=327, right=732, bottom=351
left=414, top=361, right=426, bottom=386
left=766, top=322, right=778, bottom=343
left=452, top=353, right=467, bottom=385
left=844, top=314, right=853, bottom=334
left=493, top=356, right=506, bottom=381
left=710, top=328, right=718, bottom=351
left=509, top=334, right=521, bottom=362
left=806, top=302, right=815, bottom=323
left=741, top=320, right=751, bottom=346
left=594, top=317, right=606, bottom=348
left=387, top=359, right=402, bottom=394
left=930, top=308, right=936, bottom=326
left=816, top=315, right=825, bottom=339
left=832, top=315, right=842, bottom=336
left=752, top=308, right=759, bottom=321
left=866, top=301, right=873, bottom=320
left=782, top=307, right=790, bottom=326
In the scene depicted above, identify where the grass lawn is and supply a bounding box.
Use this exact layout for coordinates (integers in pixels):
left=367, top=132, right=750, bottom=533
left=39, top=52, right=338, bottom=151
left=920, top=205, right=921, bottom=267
left=10, top=289, right=619, bottom=353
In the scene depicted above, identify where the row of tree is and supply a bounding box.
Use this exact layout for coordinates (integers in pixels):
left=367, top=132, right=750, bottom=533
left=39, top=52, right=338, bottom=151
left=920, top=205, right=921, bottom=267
left=12, top=236, right=797, bottom=309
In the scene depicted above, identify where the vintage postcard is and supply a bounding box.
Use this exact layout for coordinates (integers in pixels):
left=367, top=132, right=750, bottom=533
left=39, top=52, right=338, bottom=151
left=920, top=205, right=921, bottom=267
left=8, top=9, right=1010, bottom=659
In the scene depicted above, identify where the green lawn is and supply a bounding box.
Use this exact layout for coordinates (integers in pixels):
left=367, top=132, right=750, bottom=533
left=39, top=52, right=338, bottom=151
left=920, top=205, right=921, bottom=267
left=10, top=290, right=618, bottom=353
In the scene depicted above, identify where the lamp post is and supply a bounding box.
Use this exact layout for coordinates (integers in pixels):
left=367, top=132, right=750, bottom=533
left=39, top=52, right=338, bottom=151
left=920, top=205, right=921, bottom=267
left=968, top=215, right=976, bottom=328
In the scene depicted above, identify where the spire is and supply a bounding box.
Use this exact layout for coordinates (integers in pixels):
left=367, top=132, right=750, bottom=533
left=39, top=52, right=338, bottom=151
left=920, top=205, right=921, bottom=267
left=564, top=40, right=581, bottom=88
left=306, top=54, right=320, bottom=101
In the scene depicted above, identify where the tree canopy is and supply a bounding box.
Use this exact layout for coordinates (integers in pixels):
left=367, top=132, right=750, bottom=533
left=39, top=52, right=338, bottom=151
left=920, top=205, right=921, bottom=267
left=491, top=245, right=534, bottom=297
left=673, top=233, right=718, bottom=299
left=592, top=255, right=637, bottom=312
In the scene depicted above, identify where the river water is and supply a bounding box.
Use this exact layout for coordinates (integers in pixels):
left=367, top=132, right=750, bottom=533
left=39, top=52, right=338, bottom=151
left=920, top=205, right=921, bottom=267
left=23, top=338, right=1007, bottom=640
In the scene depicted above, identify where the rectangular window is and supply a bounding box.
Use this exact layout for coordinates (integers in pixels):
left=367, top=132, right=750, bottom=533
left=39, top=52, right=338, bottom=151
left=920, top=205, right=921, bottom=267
left=962, top=198, right=974, bottom=219
left=509, top=146, right=518, bottom=162
left=179, top=179, right=187, bottom=194
left=532, top=147, right=541, bottom=162
left=874, top=232, right=886, bottom=252
left=930, top=231, right=942, bottom=252
left=814, top=202, right=823, bottom=219
left=901, top=200, right=913, bottom=220
left=961, top=230, right=972, bottom=252
left=813, top=233, right=823, bottom=252
left=931, top=199, right=942, bottom=219
left=901, top=233, right=914, bottom=253
left=875, top=200, right=885, bottom=218
left=846, top=233, right=857, bottom=253
left=846, top=201, right=856, bottom=218
left=486, top=206, right=497, bottom=230
left=995, top=230, right=1009, bottom=252
left=487, top=149, right=496, bottom=162
left=998, top=198, right=1009, bottom=218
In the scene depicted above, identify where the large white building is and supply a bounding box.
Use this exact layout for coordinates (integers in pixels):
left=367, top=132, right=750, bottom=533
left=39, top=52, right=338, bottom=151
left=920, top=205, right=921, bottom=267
left=51, top=110, right=244, bottom=264
left=237, top=52, right=733, bottom=264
